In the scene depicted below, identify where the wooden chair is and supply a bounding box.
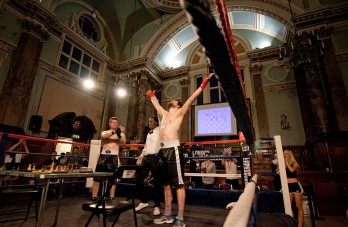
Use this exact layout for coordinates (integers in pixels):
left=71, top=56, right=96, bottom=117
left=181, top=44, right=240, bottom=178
left=82, top=165, right=140, bottom=227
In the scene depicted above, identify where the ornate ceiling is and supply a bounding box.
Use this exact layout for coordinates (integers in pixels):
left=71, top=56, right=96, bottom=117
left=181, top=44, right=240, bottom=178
left=69, top=0, right=299, bottom=71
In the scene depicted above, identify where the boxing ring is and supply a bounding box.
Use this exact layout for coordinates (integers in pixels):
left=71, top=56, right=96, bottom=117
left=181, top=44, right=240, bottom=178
left=0, top=130, right=304, bottom=227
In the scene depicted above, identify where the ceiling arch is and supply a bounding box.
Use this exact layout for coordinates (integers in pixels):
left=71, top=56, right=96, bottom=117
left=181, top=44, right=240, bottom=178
left=142, top=1, right=300, bottom=71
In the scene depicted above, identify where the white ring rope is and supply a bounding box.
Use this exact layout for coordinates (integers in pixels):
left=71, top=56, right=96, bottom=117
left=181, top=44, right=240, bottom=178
left=223, top=174, right=258, bottom=227
left=184, top=173, right=241, bottom=179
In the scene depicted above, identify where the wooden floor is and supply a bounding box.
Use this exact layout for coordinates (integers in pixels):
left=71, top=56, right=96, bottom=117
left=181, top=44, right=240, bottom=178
left=0, top=194, right=346, bottom=227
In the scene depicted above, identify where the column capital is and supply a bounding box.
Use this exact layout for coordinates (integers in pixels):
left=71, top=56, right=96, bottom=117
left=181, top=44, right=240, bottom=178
left=315, top=26, right=333, bottom=40
left=249, top=64, right=263, bottom=74
left=139, top=70, right=149, bottom=80
left=21, top=19, right=50, bottom=40
left=179, top=77, right=190, bottom=86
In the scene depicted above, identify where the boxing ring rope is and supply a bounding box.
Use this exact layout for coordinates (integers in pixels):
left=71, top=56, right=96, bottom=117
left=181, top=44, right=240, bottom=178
left=0, top=132, right=246, bottom=168
left=223, top=174, right=258, bottom=227
left=0, top=132, right=241, bottom=147
left=0, top=132, right=90, bottom=146
left=1, top=133, right=245, bottom=181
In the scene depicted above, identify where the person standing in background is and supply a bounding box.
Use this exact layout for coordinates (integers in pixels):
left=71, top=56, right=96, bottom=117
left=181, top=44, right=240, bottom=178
left=189, top=154, right=202, bottom=188
left=4, top=138, right=30, bottom=170
left=201, top=152, right=216, bottom=189
left=282, top=150, right=304, bottom=227
left=222, top=149, right=239, bottom=190
left=91, top=117, right=126, bottom=201
left=135, top=116, right=162, bottom=216
left=3, top=138, right=30, bottom=182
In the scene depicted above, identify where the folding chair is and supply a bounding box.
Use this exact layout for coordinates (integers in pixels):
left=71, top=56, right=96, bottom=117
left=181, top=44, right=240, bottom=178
left=82, top=165, right=140, bottom=227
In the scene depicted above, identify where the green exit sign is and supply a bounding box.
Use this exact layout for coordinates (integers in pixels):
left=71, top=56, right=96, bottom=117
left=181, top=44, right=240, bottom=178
left=72, top=134, right=80, bottom=139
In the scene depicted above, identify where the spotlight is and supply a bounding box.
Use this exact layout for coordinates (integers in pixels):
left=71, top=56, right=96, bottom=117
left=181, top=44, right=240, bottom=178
left=83, top=78, right=95, bottom=89
left=116, top=87, right=127, bottom=97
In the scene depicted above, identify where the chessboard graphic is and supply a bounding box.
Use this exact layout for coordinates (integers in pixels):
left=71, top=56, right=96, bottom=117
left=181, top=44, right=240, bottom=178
left=197, top=107, right=232, bottom=134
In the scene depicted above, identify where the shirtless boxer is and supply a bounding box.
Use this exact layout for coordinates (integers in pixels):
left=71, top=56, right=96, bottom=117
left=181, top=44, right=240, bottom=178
left=91, top=117, right=126, bottom=200
left=147, top=73, right=214, bottom=227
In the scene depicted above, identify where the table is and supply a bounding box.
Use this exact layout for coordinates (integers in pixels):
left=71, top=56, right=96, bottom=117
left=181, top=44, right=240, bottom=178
left=0, top=171, right=113, bottom=227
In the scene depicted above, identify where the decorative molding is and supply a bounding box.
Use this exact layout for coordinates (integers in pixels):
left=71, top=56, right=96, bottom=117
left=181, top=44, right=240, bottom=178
left=249, top=64, right=263, bottom=74
left=179, top=77, right=190, bottom=86
left=0, top=38, right=15, bottom=52
left=247, top=46, right=281, bottom=63
left=21, top=19, right=50, bottom=40
left=8, top=0, right=61, bottom=36
left=160, top=66, right=190, bottom=81
left=107, top=57, right=148, bottom=73
left=336, top=53, right=348, bottom=63
left=226, top=5, right=293, bottom=30
left=293, top=3, right=348, bottom=30
left=140, top=0, right=181, bottom=14
left=264, top=64, right=289, bottom=83
left=63, top=12, right=108, bottom=53
left=263, top=81, right=296, bottom=93
left=164, top=84, right=179, bottom=99
left=38, top=60, right=55, bottom=73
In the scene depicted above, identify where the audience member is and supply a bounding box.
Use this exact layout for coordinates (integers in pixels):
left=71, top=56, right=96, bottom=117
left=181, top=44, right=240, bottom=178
left=41, top=151, right=58, bottom=167
left=189, top=154, right=202, bottom=188
left=3, top=139, right=30, bottom=182
left=201, top=152, right=216, bottom=189
left=222, top=149, right=239, bottom=190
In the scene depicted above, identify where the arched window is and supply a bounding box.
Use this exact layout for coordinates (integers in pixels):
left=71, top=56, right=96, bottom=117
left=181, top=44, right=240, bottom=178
left=79, top=15, right=98, bottom=41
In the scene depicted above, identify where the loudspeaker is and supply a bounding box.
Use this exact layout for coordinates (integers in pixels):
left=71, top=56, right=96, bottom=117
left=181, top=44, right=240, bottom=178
left=29, top=115, right=42, bottom=131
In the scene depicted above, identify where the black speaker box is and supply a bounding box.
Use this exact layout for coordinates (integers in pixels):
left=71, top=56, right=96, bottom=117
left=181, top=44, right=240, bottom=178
left=29, top=115, right=43, bottom=131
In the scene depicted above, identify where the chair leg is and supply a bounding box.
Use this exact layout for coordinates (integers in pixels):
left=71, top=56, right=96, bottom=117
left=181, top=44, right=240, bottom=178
left=132, top=207, right=138, bottom=227
left=35, top=193, right=38, bottom=222
left=85, top=212, right=95, bottom=227
left=103, top=213, right=107, bottom=227
left=25, top=196, right=33, bottom=221
left=111, top=214, right=121, bottom=227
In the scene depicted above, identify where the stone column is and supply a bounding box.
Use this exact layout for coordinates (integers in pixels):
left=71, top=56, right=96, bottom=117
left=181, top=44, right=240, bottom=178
left=250, top=64, right=269, bottom=138
left=0, top=19, right=48, bottom=128
left=180, top=77, right=190, bottom=142
left=317, top=27, right=348, bottom=131
left=126, top=73, right=139, bottom=140
left=291, top=32, right=332, bottom=136
left=106, top=92, right=116, bottom=123
left=294, top=67, right=317, bottom=141
left=136, top=71, right=149, bottom=143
